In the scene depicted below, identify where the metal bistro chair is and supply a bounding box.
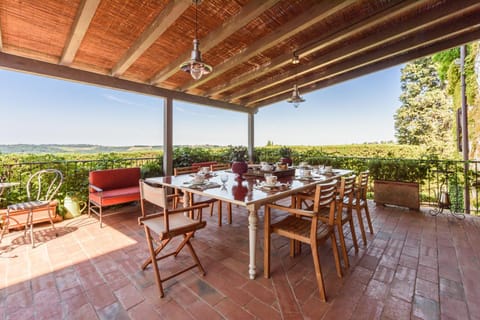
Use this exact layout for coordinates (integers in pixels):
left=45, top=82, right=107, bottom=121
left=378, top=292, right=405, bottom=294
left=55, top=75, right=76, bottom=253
left=0, top=169, right=63, bottom=248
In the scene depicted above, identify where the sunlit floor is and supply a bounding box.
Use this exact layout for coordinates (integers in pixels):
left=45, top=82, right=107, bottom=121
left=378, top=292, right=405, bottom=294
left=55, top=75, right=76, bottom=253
left=0, top=201, right=479, bottom=320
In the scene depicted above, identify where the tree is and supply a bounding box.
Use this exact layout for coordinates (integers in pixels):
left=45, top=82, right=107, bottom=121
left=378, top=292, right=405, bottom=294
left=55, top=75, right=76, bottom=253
left=394, top=57, right=454, bottom=155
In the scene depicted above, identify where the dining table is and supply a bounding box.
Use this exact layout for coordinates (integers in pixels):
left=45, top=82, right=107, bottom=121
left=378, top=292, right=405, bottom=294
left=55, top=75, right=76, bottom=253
left=146, top=167, right=351, bottom=280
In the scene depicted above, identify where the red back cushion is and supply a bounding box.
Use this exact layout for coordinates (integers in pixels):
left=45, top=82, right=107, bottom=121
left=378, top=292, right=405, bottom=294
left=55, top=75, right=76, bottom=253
left=89, top=168, right=141, bottom=191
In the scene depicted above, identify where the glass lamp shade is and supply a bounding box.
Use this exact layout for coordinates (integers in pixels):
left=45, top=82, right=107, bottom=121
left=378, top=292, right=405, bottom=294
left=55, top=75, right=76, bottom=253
left=287, top=84, right=305, bottom=108
left=180, top=39, right=213, bottom=80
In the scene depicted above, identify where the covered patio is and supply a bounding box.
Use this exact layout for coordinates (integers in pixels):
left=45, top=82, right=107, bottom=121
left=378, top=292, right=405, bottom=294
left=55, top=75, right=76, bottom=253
left=1, top=1, right=480, bottom=319
left=1, top=1, right=480, bottom=171
left=1, top=201, right=479, bottom=319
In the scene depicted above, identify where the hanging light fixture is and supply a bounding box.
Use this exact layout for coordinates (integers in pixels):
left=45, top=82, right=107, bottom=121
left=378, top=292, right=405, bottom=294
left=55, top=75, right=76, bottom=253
left=291, top=52, right=300, bottom=64
left=287, top=52, right=305, bottom=108
left=287, top=84, right=305, bottom=108
left=180, top=0, right=212, bottom=80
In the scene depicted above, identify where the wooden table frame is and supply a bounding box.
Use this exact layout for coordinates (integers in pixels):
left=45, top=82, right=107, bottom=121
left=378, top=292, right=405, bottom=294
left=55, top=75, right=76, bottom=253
left=146, top=169, right=351, bottom=279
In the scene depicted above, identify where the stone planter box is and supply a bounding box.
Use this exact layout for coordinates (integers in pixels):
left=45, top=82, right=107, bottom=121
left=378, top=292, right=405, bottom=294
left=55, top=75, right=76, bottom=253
left=374, top=180, right=420, bottom=210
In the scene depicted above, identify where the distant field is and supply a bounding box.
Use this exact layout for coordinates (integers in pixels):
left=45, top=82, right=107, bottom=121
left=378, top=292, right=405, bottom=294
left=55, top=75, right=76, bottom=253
left=0, top=144, right=164, bottom=154
left=0, top=143, right=429, bottom=160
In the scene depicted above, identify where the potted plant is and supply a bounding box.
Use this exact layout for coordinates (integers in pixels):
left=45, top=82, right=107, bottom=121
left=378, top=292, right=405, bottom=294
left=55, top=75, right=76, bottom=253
left=229, top=146, right=249, bottom=176
left=278, top=146, right=293, bottom=166
left=368, top=159, right=427, bottom=210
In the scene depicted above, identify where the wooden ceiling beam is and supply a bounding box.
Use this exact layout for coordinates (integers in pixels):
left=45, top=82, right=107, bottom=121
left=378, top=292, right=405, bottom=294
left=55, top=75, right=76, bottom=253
left=178, top=0, right=356, bottom=92
left=0, top=52, right=251, bottom=113
left=60, top=0, right=101, bottom=65
left=205, top=0, right=423, bottom=98
left=111, top=0, right=191, bottom=77
left=149, top=0, right=280, bottom=85
left=253, top=29, right=480, bottom=109
left=229, top=3, right=480, bottom=102
left=246, top=23, right=480, bottom=107
left=249, top=28, right=480, bottom=109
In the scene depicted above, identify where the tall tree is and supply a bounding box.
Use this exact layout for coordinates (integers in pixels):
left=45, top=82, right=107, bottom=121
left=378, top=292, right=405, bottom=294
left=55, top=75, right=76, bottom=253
left=394, top=57, right=454, bottom=155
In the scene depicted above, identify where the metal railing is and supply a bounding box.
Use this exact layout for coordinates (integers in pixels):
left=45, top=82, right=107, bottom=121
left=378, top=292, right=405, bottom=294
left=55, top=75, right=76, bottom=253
left=1, top=155, right=480, bottom=215
left=0, top=157, right=162, bottom=207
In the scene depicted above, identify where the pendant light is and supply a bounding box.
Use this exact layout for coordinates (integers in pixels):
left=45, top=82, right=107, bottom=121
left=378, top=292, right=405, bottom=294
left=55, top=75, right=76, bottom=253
left=180, top=0, right=212, bottom=80
left=287, top=84, right=305, bottom=108
left=287, top=52, right=305, bottom=108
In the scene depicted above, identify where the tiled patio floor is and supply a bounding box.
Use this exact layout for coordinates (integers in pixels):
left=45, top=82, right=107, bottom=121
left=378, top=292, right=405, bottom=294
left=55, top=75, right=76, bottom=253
left=1, top=201, right=479, bottom=319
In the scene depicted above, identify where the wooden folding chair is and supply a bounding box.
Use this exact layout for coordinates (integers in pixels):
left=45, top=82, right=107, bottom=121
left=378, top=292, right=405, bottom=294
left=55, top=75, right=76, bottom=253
left=138, top=180, right=209, bottom=298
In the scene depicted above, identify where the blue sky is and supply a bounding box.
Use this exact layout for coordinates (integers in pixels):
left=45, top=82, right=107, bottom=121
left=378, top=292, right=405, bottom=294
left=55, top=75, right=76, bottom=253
left=0, top=65, right=403, bottom=146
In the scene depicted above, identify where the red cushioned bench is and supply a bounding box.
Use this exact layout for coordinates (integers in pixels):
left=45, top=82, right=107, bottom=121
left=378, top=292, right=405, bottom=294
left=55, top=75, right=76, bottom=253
left=88, top=167, right=141, bottom=227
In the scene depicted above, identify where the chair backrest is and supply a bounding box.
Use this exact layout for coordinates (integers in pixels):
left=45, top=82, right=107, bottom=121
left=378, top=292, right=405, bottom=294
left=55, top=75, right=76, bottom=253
left=210, top=163, right=230, bottom=171
left=139, top=180, right=168, bottom=211
left=335, top=175, right=356, bottom=216
left=27, top=169, right=63, bottom=202
left=174, top=166, right=199, bottom=176
left=357, top=171, right=369, bottom=200
left=313, top=180, right=338, bottom=225
left=89, top=167, right=141, bottom=191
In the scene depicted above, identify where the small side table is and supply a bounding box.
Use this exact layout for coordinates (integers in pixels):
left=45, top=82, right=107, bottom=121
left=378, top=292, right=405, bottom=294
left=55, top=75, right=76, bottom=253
left=0, top=182, right=19, bottom=198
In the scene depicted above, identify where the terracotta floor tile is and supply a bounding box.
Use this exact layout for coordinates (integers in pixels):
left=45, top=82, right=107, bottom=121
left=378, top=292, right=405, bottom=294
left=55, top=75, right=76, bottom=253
left=5, top=306, right=34, bottom=320
left=1, top=205, right=479, bottom=319
left=85, top=283, right=118, bottom=310
left=65, top=303, right=98, bottom=320
left=415, top=278, right=439, bottom=302
left=128, top=300, right=161, bottom=320
left=381, top=295, right=412, bottom=319
left=114, top=283, right=145, bottom=310
left=417, top=265, right=438, bottom=284
left=439, top=278, right=465, bottom=301
left=352, top=295, right=384, bottom=320
left=412, top=295, right=439, bottom=319
left=215, top=298, right=255, bottom=320
left=440, top=295, right=469, bottom=320
left=244, top=298, right=282, bottom=320
left=96, top=301, right=130, bottom=320
left=365, top=279, right=390, bottom=300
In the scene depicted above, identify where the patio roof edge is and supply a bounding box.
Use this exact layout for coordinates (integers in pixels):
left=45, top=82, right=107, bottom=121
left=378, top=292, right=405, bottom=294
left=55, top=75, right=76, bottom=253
left=0, top=52, right=252, bottom=114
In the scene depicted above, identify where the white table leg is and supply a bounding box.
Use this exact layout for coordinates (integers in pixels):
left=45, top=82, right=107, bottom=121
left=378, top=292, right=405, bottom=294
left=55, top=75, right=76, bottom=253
left=248, top=207, right=258, bottom=279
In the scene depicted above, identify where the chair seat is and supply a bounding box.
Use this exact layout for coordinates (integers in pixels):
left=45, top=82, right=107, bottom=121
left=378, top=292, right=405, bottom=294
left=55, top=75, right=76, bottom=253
left=89, top=186, right=140, bottom=206
left=8, top=200, right=50, bottom=211
left=318, top=207, right=350, bottom=223
left=142, top=212, right=206, bottom=239
left=272, top=215, right=330, bottom=242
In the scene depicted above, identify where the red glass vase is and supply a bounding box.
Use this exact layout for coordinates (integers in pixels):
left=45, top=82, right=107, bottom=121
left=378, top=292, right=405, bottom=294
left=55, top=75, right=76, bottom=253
left=231, top=161, right=248, bottom=175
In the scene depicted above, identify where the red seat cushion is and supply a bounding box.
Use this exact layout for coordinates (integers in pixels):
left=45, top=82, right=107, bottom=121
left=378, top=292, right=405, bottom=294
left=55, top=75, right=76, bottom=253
left=89, top=186, right=140, bottom=207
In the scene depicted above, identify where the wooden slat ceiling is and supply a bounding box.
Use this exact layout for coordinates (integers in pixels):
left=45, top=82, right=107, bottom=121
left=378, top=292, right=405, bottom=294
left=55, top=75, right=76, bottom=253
left=0, top=0, right=479, bottom=113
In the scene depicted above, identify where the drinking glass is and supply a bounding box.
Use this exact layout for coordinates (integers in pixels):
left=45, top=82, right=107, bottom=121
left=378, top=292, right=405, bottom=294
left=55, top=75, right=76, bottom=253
left=220, top=173, right=229, bottom=185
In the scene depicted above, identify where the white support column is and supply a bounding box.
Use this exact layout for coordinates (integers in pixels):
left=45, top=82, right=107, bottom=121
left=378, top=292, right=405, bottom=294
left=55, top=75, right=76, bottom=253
left=248, top=112, right=255, bottom=162
left=163, top=97, right=173, bottom=176
left=460, top=45, right=470, bottom=213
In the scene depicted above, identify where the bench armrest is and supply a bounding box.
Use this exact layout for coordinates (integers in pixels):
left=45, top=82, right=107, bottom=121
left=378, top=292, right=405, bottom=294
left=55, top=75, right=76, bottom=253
left=89, top=184, right=103, bottom=192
